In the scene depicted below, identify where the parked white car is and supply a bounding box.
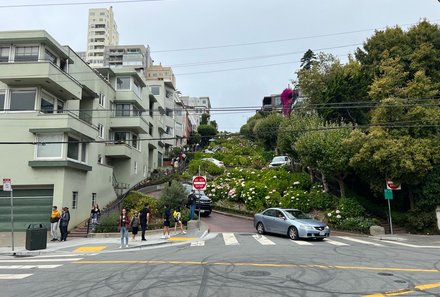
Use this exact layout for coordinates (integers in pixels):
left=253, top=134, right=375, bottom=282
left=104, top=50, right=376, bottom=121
left=202, top=157, right=225, bottom=167
left=269, top=156, right=291, bottom=168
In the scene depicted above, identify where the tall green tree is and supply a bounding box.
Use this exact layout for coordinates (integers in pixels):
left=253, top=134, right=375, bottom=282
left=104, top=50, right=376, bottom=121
left=300, top=49, right=316, bottom=70
left=253, top=114, right=284, bottom=151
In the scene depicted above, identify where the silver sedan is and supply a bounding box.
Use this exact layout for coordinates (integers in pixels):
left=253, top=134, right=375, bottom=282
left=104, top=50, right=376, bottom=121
left=254, top=208, right=330, bottom=240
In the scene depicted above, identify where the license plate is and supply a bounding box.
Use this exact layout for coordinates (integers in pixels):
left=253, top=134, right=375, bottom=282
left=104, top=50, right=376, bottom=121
left=199, top=210, right=205, bottom=213
left=319, top=231, right=325, bottom=236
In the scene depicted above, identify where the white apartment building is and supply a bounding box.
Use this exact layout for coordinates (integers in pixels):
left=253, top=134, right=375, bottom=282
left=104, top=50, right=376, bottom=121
left=86, top=7, right=119, bottom=67
left=180, top=96, right=211, bottom=131
left=104, top=45, right=152, bottom=68
left=0, top=30, right=159, bottom=231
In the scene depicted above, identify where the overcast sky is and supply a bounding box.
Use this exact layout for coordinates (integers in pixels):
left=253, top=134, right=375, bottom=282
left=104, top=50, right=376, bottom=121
left=0, top=0, right=439, bottom=132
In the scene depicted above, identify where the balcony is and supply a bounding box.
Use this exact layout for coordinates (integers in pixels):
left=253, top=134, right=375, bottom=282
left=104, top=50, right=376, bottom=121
left=105, top=143, right=133, bottom=159
left=0, top=62, right=82, bottom=100
left=110, top=116, right=149, bottom=134
left=115, top=90, right=143, bottom=108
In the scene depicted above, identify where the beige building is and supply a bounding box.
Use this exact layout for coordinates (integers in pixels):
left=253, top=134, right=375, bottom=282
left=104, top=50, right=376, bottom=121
left=180, top=96, right=211, bottom=131
left=0, top=30, right=159, bottom=231
left=86, top=7, right=119, bottom=67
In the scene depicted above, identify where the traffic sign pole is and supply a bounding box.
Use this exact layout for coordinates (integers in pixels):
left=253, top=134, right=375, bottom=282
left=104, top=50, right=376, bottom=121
left=3, top=179, right=14, bottom=252
left=384, top=189, right=394, bottom=235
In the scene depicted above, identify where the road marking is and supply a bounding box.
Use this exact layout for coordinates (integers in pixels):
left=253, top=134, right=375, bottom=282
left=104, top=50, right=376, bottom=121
left=379, top=240, right=440, bottom=249
left=363, top=281, right=440, bottom=296
left=74, top=246, right=106, bottom=252
left=337, top=236, right=385, bottom=247
left=190, top=241, right=205, bottom=247
left=0, top=258, right=83, bottom=263
left=74, top=260, right=439, bottom=273
left=223, top=233, right=239, bottom=246
left=33, top=254, right=81, bottom=258
left=325, top=239, right=349, bottom=246
left=291, top=240, right=313, bottom=245
left=0, top=265, right=62, bottom=269
left=168, top=237, right=196, bottom=241
left=0, top=274, right=33, bottom=279
left=252, top=234, right=276, bottom=245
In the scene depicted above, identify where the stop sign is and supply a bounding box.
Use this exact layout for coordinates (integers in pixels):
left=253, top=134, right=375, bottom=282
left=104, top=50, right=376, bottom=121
left=192, top=176, right=207, bottom=191
left=386, top=179, right=401, bottom=190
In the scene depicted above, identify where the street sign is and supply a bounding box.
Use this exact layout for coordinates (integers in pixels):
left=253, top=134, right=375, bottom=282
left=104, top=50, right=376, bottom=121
left=2, top=178, right=12, bottom=192
left=192, top=175, right=207, bottom=191
left=384, top=189, right=393, bottom=200
left=386, top=179, right=401, bottom=190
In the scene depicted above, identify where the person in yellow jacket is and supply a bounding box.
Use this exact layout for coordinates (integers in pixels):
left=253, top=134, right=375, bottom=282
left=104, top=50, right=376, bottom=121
left=50, top=206, right=61, bottom=241
left=173, top=207, right=186, bottom=235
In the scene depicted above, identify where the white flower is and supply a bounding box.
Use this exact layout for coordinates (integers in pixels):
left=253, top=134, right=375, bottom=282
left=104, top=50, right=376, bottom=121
left=248, top=197, right=252, bottom=200
left=279, top=202, right=282, bottom=205
left=273, top=176, right=277, bottom=178
left=211, top=189, right=216, bottom=192
left=265, top=196, right=270, bottom=199
left=335, top=210, right=340, bottom=214
left=322, top=190, right=326, bottom=193
left=336, top=215, right=341, bottom=219
left=327, top=213, right=332, bottom=217
left=293, top=181, right=300, bottom=185
left=251, top=171, right=255, bottom=174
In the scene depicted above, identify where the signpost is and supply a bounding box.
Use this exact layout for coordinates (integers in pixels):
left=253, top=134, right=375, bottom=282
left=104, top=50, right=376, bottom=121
left=192, top=176, right=207, bottom=229
left=384, top=179, right=400, bottom=235
left=3, top=178, right=14, bottom=252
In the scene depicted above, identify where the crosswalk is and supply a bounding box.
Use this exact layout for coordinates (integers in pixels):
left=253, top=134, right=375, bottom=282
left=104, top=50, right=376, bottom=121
left=0, top=255, right=82, bottom=280
left=190, top=233, right=440, bottom=249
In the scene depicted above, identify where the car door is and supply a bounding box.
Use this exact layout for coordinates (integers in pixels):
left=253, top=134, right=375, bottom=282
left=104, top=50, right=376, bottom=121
left=273, top=210, right=289, bottom=234
left=261, top=209, right=276, bottom=232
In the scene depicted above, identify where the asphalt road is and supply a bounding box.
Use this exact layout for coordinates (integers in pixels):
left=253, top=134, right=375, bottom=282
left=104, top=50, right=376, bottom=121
left=1, top=213, right=440, bottom=297
left=202, top=211, right=255, bottom=233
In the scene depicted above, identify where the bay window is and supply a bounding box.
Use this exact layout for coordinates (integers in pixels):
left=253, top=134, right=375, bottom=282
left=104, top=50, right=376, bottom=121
left=116, top=77, right=130, bottom=90
left=36, top=134, right=63, bottom=159
left=15, top=46, right=39, bottom=62
left=10, top=89, right=36, bottom=111
left=0, top=91, right=4, bottom=111
left=0, top=47, right=9, bottom=62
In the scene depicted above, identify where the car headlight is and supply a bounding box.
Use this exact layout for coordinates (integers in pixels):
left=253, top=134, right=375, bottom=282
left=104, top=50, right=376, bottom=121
left=300, top=225, right=314, bottom=230
left=324, top=226, right=330, bottom=230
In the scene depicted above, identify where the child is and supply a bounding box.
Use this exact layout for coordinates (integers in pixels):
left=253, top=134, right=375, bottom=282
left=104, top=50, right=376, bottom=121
left=130, top=211, right=140, bottom=240
left=173, top=207, right=186, bottom=234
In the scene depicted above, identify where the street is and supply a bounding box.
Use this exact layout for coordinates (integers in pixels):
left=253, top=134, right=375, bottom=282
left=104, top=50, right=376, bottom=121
left=1, top=212, right=440, bottom=297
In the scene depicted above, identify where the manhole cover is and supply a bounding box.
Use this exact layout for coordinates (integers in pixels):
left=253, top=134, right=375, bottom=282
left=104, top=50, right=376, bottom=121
left=394, top=280, right=406, bottom=284
left=241, top=270, right=271, bottom=277
left=378, top=273, right=394, bottom=276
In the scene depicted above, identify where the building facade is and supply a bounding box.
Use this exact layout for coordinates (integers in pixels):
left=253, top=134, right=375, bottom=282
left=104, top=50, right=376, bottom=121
left=86, top=7, right=119, bottom=67
left=103, top=45, right=152, bottom=68
left=180, top=96, right=211, bottom=131
left=0, top=30, right=158, bottom=231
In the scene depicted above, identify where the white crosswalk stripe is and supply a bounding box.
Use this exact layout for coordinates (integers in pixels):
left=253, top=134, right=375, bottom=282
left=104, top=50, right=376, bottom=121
left=325, top=239, right=349, bottom=246
left=223, top=233, right=239, bottom=246
left=0, top=257, right=83, bottom=280
left=252, top=234, right=276, bottom=245
left=336, top=236, right=385, bottom=247
left=290, top=240, right=313, bottom=246
left=191, top=241, right=205, bottom=247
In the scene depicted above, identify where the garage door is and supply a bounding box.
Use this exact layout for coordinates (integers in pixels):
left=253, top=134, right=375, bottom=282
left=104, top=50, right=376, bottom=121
left=0, top=189, right=53, bottom=231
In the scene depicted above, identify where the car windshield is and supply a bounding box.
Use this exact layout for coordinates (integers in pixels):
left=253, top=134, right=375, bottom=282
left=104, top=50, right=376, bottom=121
left=272, top=156, right=286, bottom=162
left=284, top=210, right=310, bottom=220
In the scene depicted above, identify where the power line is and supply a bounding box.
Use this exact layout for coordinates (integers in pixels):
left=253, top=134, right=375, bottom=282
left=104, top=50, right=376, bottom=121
left=0, top=0, right=163, bottom=8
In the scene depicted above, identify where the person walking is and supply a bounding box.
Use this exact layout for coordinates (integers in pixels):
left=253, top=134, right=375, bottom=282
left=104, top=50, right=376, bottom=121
left=139, top=203, right=150, bottom=241
left=187, top=190, right=197, bottom=220
left=50, top=206, right=61, bottom=241
left=59, top=207, right=70, bottom=241
left=173, top=207, right=186, bottom=235
left=90, top=204, right=101, bottom=231
left=161, top=205, right=171, bottom=239
left=118, top=208, right=130, bottom=248
left=130, top=211, right=140, bottom=240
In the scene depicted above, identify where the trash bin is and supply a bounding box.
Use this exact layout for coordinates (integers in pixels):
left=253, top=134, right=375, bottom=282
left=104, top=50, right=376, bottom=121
left=25, top=224, right=47, bottom=251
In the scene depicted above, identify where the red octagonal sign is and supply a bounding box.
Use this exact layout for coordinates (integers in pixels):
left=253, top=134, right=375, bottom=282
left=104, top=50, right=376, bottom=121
left=192, top=175, right=207, bottom=191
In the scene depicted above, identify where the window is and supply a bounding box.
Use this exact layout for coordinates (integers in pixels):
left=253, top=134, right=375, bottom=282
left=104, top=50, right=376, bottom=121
left=133, top=80, right=141, bottom=97
left=10, top=89, right=36, bottom=111
left=157, top=152, right=163, bottom=167
left=41, top=96, right=54, bottom=113
left=98, top=154, right=103, bottom=164
left=15, top=46, right=39, bottom=62
left=98, top=124, right=104, bottom=138
left=67, top=137, right=79, bottom=160
left=36, top=134, right=63, bottom=159
left=134, top=161, right=138, bottom=174
left=98, top=93, right=105, bottom=107
left=44, top=49, right=57, bottom=64
left=143, top=165, right=147, bottom=177
left=57, top=100, right=64, bottom=113
left=92, top=193, right=97, bottom=206
left=150, top=86, right=160, bottom=96
left=72, top=192, right=78, bottom=209
left=116, top=77, right=130, bottom=90
left=0, top=47, right=9, bottom=62
left=81, top=142, right=87, bottom=162
left=0, top=91, right=4, bottom=111
left=175, top=122, right=183, bottom=132
left=115, top=104, right=131, bottom=116
left=132, top=134, right=138, bottom=149
left=114, top=132, right=128, bottom=143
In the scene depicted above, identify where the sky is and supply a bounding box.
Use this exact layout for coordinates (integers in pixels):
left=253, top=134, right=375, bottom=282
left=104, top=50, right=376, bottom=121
left=0, top=0, right=439, bottom=132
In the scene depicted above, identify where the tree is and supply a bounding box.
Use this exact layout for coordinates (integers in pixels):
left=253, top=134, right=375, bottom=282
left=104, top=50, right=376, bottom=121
left=188, top=132, right=201, bottom=145
left=300, top=49, right=316, bottom=70
left=253, top=114, right=284, bottom=151
left=201, top=113, right=210, bottom=125
left=240, top=112, right=264, bottom=140
left=197, top=124, right=217, bottom=146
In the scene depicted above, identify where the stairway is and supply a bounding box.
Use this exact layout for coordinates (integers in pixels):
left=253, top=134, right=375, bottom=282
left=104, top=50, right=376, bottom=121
left=68, top=220, right=90, bottom=238
left=379, top=218, right=407, bottom=234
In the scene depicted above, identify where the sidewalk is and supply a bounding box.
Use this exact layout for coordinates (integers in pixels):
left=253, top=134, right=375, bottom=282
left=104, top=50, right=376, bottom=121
left=0, top=220, right=208, bottom=257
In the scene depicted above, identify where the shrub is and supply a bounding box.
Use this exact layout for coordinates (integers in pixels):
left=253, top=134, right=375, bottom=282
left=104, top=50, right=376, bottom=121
left=122, top=191, right=158, bottom=219
left=95, top=213, right=119, bottom=233
left=336, top=217, right=379, bottom=233
left=158, top=181, right=187, bottom=211
left=405, top=210, right=439, bottom=234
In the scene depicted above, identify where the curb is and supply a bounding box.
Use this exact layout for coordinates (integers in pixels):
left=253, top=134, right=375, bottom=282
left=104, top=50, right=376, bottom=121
left=212, top=209, right=254, bottom=221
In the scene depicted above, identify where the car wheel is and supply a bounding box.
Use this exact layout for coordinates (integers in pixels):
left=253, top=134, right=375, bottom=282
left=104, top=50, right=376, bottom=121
left=256, top=222, right=265, bottom=234
left=288, top=226, right=299, bottom=240
left=316, top=238, right=324, bottom=241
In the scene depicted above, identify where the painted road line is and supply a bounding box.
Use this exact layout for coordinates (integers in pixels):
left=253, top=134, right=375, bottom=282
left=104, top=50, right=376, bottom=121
left=0, top=274, right=33, bottom=280
left=337, top=236, right=385, bottom=247
left=0, top=265, right=62, bottom=269
left=34, top=254, right=81, bottom=258
left=0, top=258, right=83, bottom=263
left=291, top=240, right=313, bottom=246
left=74, top=246, right=106, bottom=252
left=252, top=234, right=276, bottom=245
left=363, top=281, right=440, bottom=296
left=223, top=233, right=239, bottom=246
left=379, top=240, right=440, bottom=249
left=190, top=241, right=205, bottom=247
left=168, top=237, right=196, bottom=241
left=325, top=239, right=349, bottom=246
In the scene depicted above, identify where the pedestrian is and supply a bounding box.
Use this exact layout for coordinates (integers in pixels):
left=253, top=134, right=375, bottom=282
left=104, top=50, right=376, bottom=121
left=161, top=205, right=171, bottom=239
left=173, top=207, right=186, bottom=235
left=130, top=211, right=140, bottom=240
left=139, top=203, right=150, bottom=241
left=50, top=206, right=61, bottom=241
left=90, top=204, right=101, bottom=231
left=59, top=207, right=70, bottom=241
left=187, top=190, right=197, bottom=220
left=118, top=208, right=130, bottom=248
